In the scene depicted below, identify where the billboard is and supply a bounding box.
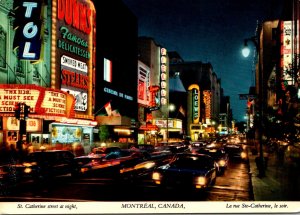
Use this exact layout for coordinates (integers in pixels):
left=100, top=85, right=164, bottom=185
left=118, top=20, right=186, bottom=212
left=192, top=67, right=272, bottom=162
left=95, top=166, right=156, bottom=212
left=51, top=0, right=96, bottom=119
left=138, top=61, right=150, bottom=106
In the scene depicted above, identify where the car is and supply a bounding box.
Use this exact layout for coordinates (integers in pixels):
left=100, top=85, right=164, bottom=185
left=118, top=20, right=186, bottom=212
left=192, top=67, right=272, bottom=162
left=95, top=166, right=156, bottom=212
left=133, top=144, right=155, bottom=153
left=74, top=149, right=149, bottom=177
left=92, top=146, right=122, bottom=156
left=151, top=153, right=217, bottom=190
left=190, top=141, right=208, bottom=148
left=0, top=163, right=18, bottom=195
left=224, top=144, right=247, bottom=161
left=13, top=150, right=76, bottom=182
left=194, top=147, right=229, bottom=175
left=119, top=150, right=174, bottom=182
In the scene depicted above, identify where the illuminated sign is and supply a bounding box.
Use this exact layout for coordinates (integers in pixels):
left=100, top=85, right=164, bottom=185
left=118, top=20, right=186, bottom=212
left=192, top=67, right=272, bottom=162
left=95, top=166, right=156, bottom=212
left=61, top=88, right=87, bottom=111
left=4, top=117, right=42, bottom=132
left=188, top=84, right=200, bottom=124
left=203, top=90, right=211, bottom=120
left=61, top=55, right=87, bottom=73
left=281, top=21, right=293, bottom=87
left=138, top=61, right=150, bottom=106
left=0, top=84, right=75, bottom=118
left=57, top=117, right=97, bottom=126
left=41, top=90, right=67, bottom=115
left=52, top=0, right=96, bottom=119
left=104, top=58, right=112, bottom=83
left=13, top=1, right=44, bottom=61
left=160, top=48, right=167, bottom=106
left=57, top=0, right=92, bottom=34
left=103, top=87, right=133, bottom=101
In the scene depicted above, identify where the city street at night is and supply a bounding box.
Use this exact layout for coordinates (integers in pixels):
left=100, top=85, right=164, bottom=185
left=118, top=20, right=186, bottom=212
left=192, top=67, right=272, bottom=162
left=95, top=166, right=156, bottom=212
left=1, top=154, right=251, bottom=201
left=0, top=0, right=300, bottom=214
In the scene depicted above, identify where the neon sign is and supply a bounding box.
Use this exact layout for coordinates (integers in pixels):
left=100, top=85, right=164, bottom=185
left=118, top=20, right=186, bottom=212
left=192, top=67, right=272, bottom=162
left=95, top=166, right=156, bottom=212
left=13, top=1, right=43, bottom=61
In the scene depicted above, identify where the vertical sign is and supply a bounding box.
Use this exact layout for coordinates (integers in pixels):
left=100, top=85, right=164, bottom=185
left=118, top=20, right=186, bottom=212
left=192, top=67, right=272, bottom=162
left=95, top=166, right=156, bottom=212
left=203, top=90, right=211, bottom=120
left=188, top=84, right=200, bottom=124
left=52, top=0, right=96, bottom=119
left=13, top=0, right=44, bottom=61
left=160, top=48, right=167, bottom=106
left=281, top=21, right=293, bottom=88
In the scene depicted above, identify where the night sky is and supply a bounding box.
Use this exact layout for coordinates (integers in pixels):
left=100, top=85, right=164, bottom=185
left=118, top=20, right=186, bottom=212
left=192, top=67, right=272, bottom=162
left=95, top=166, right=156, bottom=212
left=122, top=0, right=283, bottom=122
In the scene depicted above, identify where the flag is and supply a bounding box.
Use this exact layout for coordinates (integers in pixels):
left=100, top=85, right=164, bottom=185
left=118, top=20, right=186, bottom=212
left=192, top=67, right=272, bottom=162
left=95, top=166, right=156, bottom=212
left=104, top=102, right=112, bottom=116
left=111, top=109, right=121, bottom=116
left=179, top=105, right=185, bottom=116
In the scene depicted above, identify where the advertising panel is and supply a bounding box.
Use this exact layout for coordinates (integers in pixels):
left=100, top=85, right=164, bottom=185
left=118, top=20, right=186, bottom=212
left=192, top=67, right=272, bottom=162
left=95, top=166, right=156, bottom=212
left=281, top=21, right=293, bottom=87
left=51, top=0, right=96, bottom=119
left=0, top=84, right=75, bottom=118
left=138, top=61, right=150, bottom=106
left=3, top=117, right=42, bottom=132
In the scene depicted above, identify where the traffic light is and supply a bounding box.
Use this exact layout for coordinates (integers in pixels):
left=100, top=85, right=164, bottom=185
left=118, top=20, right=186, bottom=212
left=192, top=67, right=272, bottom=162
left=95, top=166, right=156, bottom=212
left=24, top=104, right=30, bottom=119
left=14, top=103, right=21, bottom=119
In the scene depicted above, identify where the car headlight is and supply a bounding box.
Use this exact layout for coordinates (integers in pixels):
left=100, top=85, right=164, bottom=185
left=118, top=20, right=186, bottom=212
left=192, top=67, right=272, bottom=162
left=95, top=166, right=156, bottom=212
left=135, top=161, right=155, bottom=170
left=80, top=167, right=89, bottom=173
left=152, top=172, right=162, bottom=184
left=24, top=167, right=32, bottom=174
left=195, top=176, right=206, bottom=186
left=241, top=152, right=247, bottom=159
left=218, top=159, right=226, bottom=167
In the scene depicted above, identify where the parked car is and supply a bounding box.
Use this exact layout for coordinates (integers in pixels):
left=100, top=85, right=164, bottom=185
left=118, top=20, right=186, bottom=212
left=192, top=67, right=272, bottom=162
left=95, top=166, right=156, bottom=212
left=194, top=147, right=229, bottom=175
left=152, top=153, right=217, bottom=190
left=224, top=144, right=247, bottom=161
left=14, top=150, right=76, bottom=181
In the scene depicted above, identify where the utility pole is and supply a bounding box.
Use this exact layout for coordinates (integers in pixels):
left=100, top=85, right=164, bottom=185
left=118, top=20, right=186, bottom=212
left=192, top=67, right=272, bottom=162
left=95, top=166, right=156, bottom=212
left=243, top=26, right=265, bottom=177
left=14, top=102, right=30, bottom=160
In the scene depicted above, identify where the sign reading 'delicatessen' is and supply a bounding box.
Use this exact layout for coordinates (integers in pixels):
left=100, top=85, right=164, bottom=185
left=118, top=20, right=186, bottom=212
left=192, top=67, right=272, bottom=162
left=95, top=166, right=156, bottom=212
left=0, top=85, right=75, bottom=118
left=55, top=0, right=94, bottom=113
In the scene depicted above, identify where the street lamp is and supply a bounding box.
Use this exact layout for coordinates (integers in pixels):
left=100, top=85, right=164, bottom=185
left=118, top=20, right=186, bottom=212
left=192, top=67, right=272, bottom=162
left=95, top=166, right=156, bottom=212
left=242, top=34, right=265, bottom=177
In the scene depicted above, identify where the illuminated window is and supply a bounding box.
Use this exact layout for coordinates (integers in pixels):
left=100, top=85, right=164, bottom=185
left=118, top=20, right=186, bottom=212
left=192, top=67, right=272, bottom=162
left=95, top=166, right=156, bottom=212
left=103, top=58, right=112, bottom=83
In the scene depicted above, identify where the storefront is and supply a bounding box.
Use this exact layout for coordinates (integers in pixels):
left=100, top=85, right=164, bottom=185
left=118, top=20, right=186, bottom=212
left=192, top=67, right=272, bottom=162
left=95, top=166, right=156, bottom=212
left=0, top=84, right=96, bottom=154
left=49, top=118, right=97, bottom=154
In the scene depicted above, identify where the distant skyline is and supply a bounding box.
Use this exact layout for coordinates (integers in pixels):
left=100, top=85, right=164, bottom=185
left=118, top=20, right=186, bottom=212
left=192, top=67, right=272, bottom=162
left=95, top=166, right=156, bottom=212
left=123, top=0, right=283, bottom=122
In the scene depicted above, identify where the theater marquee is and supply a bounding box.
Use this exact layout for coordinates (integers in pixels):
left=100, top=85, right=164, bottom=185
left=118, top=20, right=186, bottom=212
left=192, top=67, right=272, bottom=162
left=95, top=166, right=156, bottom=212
left=0, top=84, right=75, bottom=118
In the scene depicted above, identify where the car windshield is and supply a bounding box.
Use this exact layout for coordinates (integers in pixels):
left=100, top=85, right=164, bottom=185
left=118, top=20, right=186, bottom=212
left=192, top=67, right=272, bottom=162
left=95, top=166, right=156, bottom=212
left=171, top=155, right=212, bottom=169
left=75, top=157, right=101, bottom=165
left=26, top=152, right=55, bottom=162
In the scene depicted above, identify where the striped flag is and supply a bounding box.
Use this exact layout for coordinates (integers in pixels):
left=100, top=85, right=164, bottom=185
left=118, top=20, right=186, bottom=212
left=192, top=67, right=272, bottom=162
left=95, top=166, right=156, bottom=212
left=104, top=102, right=112, bottom=116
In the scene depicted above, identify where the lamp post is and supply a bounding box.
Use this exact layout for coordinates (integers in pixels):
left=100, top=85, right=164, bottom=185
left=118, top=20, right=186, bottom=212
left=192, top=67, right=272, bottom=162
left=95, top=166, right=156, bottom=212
left=167, top=104, right=175, bottom=143
left=242, top=33, right=265, bottom=177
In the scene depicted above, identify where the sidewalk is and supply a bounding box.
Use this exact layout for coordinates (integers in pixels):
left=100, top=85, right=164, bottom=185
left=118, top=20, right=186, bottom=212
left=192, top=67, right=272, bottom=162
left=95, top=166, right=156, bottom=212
left=248, top=144, right=300, bottom=201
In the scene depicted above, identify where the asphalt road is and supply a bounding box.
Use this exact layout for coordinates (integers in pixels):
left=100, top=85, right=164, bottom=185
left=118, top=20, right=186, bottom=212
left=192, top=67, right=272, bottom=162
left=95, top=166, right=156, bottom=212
left=0, top=159, right=252, bottom=202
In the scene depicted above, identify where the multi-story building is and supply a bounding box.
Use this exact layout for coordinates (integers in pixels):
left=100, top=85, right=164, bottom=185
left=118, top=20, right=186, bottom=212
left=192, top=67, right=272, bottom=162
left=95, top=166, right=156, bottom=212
left=169, top=54, right=221, bottom=140
left=92, top=0, right=138, bottom=145
left=137, top=37, right=185, bottom=144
